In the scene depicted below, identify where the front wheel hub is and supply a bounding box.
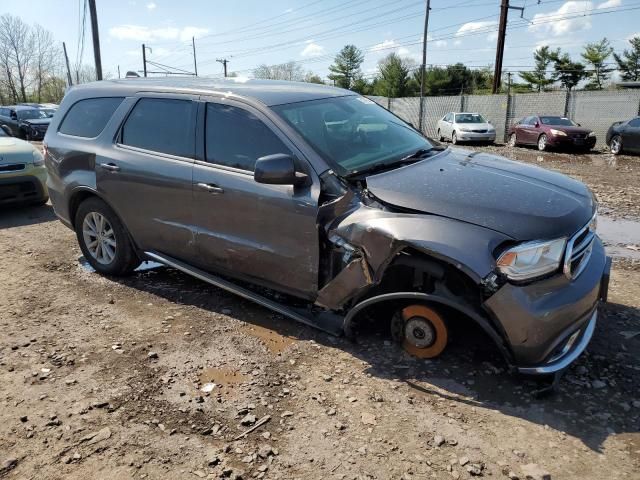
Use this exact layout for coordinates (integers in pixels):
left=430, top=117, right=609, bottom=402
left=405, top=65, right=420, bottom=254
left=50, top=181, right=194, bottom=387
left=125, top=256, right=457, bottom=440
left=395, top=304, right=449, bottom=359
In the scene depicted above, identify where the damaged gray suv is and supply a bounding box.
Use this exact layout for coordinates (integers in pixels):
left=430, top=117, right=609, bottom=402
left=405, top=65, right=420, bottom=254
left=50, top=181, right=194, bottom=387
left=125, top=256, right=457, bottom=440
left=45, top=78, right=611, bottom=376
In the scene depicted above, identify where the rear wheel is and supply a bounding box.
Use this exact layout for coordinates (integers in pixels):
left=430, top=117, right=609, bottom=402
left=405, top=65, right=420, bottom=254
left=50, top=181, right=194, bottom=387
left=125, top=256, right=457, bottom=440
left=391, top=304, right=449, bottom=358
left=610, top=135, right=622, bottom=155
left=508, top=133, right=517, bottom=147
left=537, top=134, right=548, bottom=151
left=75, top=197, right=140, bottom=276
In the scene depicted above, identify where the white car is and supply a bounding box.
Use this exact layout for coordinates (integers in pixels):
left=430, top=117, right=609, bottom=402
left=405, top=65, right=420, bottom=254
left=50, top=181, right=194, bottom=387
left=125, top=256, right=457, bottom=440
left=437, top=112, right=496, bottom=145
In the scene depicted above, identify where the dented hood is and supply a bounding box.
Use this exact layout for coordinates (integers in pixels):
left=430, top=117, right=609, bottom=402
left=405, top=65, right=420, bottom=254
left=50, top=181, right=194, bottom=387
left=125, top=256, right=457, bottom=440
left=365, top=148, right=595, bottom=240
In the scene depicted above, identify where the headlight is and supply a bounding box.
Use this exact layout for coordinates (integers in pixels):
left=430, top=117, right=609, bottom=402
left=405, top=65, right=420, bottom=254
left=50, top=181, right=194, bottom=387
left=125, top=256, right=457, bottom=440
left=588, top=131, right=596, bottom=137
left=497, top=238, right=566, bottom=281
left=549, top=129, right=567, bottom=136
left=32, top=149, right=44, bottom=167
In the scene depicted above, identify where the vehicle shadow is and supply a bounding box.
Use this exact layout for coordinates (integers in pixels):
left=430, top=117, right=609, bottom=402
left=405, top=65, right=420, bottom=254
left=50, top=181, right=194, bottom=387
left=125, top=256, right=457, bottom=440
left=110, top=263, right=639, bottom=454
left=0, top=203, right=57, bottom=229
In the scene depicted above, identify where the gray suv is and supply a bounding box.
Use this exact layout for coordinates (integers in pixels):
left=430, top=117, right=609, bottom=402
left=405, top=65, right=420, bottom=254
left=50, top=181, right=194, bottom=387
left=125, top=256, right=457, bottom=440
left=44, top=78, right=610, bottom=377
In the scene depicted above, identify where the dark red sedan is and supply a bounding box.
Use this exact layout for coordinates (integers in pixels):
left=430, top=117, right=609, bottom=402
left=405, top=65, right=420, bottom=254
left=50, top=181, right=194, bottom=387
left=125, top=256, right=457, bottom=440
left=508, top=115, right=596, bottom=151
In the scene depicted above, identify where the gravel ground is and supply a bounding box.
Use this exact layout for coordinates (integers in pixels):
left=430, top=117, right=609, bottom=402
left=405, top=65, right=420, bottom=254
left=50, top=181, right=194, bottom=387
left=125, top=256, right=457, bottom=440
left=1, top=146, right=639, bottom=480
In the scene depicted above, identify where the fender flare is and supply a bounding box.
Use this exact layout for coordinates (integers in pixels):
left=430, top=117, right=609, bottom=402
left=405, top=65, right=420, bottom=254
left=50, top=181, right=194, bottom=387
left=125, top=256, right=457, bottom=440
left=343, top=291, right=515, bottom=367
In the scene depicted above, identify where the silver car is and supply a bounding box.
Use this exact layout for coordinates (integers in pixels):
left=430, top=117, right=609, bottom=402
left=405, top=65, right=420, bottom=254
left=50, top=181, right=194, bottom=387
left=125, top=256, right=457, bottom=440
left=437, top=112, right=496, bottom=144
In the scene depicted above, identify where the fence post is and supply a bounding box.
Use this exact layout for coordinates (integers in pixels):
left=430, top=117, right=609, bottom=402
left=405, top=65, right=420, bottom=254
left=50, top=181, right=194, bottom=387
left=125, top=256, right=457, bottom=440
left=387, top=96, right=391, bottom=111
left=460, top=94, right=465, bottom=112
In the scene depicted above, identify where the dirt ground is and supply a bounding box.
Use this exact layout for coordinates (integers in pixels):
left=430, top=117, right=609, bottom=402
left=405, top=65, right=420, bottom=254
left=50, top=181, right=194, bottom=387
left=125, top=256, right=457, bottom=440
left=1, top=145, right=640, bottom=480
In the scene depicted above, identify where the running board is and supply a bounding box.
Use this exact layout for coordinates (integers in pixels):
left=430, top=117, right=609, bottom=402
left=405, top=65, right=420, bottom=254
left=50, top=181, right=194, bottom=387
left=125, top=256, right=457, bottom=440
left=144, top=251, right=344, bottom=336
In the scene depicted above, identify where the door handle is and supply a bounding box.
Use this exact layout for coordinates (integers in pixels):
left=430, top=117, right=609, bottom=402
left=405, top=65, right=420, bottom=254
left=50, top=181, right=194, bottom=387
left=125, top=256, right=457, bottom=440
left=100, top=162, right=120, bottom=172
left=196, top=182, right=224, bottom=194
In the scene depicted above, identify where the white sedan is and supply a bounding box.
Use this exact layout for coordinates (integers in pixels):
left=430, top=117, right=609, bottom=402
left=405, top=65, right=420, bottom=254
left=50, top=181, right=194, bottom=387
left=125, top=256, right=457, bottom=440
left=436, top=112, right=496, bottom=145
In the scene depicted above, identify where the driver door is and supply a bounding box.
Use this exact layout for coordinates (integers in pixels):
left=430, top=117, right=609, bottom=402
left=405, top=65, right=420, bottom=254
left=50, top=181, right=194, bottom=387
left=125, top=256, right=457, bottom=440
left=191, top=98, right=321, bottom=300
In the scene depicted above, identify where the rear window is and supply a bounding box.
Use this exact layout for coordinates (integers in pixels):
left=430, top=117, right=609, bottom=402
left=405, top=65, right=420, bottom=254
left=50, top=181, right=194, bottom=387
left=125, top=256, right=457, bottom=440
left=121, top=98, right=195, bottom=158
left=59, top=97, right=123, bottom=137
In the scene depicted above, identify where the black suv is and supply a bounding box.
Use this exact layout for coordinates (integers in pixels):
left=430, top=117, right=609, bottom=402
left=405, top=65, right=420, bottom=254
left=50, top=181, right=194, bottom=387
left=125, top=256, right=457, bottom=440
left=44, top=78, right=611, bottom=377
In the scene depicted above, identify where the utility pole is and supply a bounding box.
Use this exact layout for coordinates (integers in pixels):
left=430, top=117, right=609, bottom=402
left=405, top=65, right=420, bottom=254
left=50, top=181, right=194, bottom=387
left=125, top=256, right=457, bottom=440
left=87, top=0, right=103, bottom=80
left=117, top=65, right=121, bottom=79
left=418, top=0, right=431, bottom=133
left=142, top=44, right=148, bottom=77
left=62, top=42, right=73, bottom=86
left=192, top=37, right=198, bottom=76
left=216, top=58, right=229, bottom=77
left=492, top=0, right=524, bottom=93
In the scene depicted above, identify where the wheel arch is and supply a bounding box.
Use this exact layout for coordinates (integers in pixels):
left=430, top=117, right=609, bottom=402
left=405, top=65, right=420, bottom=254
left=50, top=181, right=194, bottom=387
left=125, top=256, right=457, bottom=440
left=343, top=291, right=514, bottom=366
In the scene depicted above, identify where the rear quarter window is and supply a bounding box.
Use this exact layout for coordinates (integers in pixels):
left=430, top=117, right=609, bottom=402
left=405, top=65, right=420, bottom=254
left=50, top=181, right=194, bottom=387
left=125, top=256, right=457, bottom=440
left=59, top=97, right=124, bottom=137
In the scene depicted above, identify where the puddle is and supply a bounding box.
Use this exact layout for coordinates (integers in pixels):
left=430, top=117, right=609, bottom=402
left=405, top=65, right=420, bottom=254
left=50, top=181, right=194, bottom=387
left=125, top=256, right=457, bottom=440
left=198, top=367, right=248, bottom=396
left=241, top=323, right=294, bottom=354
left=598, top=216, right=640, bottom=260
left=78, top=257, right=164, bottom=273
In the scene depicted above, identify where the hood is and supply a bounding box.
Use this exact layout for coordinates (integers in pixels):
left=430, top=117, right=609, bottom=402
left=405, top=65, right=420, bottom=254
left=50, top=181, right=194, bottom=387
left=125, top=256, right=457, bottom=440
left=365, top=148, right=595, bottom=240
left=0, top=137, right=37, bottom=163
left=21, top=118, right=51, bottom=126
left=546, top=125, right=591, bottom=135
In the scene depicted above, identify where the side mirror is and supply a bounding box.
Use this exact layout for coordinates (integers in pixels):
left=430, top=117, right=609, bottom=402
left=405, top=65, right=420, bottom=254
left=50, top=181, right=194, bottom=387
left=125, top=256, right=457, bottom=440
left=254, top=153, right=307, bottom=186
left=534, top=122, right=540, bottom=128
left=577, top=123, right=581, bottom=127
left=0, top=124, right=12, bottom=136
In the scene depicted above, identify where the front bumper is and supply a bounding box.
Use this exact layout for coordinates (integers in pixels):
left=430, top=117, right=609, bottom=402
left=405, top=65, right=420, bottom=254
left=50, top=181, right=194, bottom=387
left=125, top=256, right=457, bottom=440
left=0, top=165, right=48, bottom=205
left=547, top=134, right=597, bottom=149
left=484, top=237, right=610, bottom=374
left=456, top=131, right=496, bottom=142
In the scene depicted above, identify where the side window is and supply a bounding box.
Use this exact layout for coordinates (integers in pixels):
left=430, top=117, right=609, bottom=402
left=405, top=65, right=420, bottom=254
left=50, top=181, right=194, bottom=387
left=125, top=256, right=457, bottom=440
left=121, top=98, right=195, bottom=158
left=445, top=113, right=452, bottom=122
left=205, top=102, right=291, bottom=172
left=59, top=97, right=124, bottom=138
left=629, top=118, right=640, bottom=127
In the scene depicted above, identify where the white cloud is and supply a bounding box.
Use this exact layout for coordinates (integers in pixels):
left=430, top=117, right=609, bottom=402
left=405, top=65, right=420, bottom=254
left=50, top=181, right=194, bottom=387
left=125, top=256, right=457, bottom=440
left=300, top=42, right=325, bottom=57
left=369, top=39, right=398, bottom=52
left=146, top=2, right=156, bottom=10
left=456, top=20, right=498, bottom=37
left=109, top=24, right=209, bottom=42
left=397, top=47, right=410, bottom=56
left=529, top=1, right=593, bottom=37
left=434, top=40, right=447, bottom=48
left=597, top=0, right=621, bottom=8
left=283, top=8, right=293, bottom=13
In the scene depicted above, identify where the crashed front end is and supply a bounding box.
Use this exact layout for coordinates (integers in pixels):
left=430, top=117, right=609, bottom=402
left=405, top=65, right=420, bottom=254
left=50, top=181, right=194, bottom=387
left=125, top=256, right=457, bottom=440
left=313, top=191, right=610, bottom=375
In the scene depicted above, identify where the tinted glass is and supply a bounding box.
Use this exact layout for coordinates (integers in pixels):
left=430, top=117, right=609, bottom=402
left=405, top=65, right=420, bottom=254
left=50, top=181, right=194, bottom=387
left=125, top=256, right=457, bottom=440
left=455, top=113, right=486, bottom=124
left=122, top=98, right=195, bottom=157
left=628, top=117, right=640, bottom=127
left=540, top=116, right=576, bottom=126
left=205, top=103, right=290, bottom=171
left=273, top=96, right=434, bottom=176
left=17, top=109, right=48, bottom=120
left=60, top=97, right=124, bottom=137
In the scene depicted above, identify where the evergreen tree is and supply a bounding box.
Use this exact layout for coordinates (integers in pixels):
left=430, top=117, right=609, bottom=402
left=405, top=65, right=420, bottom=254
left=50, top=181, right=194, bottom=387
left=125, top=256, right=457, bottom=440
left=519, top=46, right=557, bottom=92
left=550, top=52, right=586, bottom=91
left=613, top=36, right=640, bottom=81
left=328, top=45, right=364, bottom=89
left=581, top=38, right=614, bottom=90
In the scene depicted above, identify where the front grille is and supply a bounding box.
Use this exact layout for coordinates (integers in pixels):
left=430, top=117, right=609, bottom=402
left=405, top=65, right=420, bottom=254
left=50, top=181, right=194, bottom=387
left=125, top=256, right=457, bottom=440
left=563, top=213, right=597, bottom=279
left=570, top=133, right=588, bottom=139
left=472, top=129, right=487, bottom=133
left=0, top=163, right=25, bottom=173
left=35, top=125, right=48, bottom=132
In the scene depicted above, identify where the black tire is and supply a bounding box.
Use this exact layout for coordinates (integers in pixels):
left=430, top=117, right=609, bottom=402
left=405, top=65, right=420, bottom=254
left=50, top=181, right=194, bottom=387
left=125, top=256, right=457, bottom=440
left=74, top=197, right=140, bottom=276
left=437, top=129, right=444, bottom=142
left=451, top=131, right=458, bottom=145
left=610, top=135, right=623, bottom=155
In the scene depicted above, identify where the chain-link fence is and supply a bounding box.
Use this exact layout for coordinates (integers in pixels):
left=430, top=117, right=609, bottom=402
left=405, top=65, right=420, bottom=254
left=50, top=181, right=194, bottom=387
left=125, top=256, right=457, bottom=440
left=369, top=90, right=640, bottom=147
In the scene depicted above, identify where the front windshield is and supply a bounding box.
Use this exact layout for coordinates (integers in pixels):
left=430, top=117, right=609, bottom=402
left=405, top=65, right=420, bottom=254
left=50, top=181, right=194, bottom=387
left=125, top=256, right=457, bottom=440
left=540, top=116, right=576, bottom=126
left=272, top=95, right=434, bottom=176
left=455, top=113, right=486, bottom=124
left=41, top=108, right=56, bottom=117
left=17, top=109, right=48, bottom=120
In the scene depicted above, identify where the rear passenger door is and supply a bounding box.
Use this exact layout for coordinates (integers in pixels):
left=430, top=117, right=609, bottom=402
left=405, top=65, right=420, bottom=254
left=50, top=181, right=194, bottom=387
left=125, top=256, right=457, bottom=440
left=99, top=94, right=198, bottom=261
left=191, top=98, right=320, bottom=300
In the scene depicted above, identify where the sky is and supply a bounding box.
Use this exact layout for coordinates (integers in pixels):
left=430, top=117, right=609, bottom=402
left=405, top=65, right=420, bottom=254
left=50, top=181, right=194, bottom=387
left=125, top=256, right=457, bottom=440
left=2, top=0, right=640, bottom=81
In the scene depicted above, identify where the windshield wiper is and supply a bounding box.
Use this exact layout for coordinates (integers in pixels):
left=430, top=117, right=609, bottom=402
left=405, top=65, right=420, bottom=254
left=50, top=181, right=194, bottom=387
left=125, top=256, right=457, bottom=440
left=348, top=147, right=444, bottom=178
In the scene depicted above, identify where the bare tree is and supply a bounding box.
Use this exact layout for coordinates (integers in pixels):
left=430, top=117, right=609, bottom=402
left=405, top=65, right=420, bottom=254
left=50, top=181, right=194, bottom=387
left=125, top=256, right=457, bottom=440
left=0, top=14, right=35, bottom=102
left=253, top=61, right=305, bottom=81
left=32, top=24, right=60, bottom=102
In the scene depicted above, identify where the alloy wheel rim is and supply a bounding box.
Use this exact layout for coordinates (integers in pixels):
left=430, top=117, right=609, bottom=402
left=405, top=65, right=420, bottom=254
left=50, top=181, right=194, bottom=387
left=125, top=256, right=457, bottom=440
left=82, top=212, right=117, bottom=265
left=611, top=137, right=620, bottom=154
left=539, top=136, right=546, bottom=150
left=509, top=134, right=516, bottom=146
